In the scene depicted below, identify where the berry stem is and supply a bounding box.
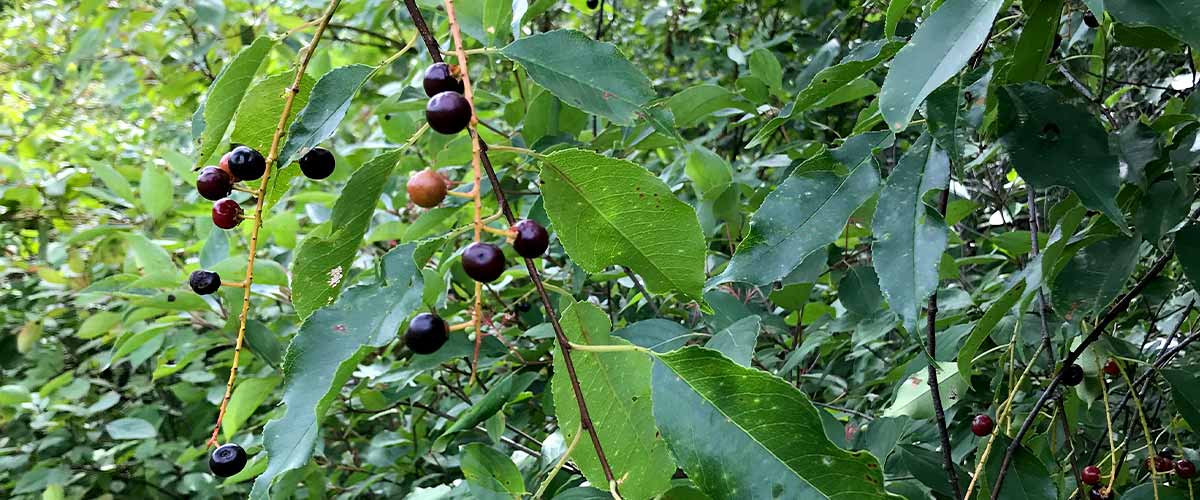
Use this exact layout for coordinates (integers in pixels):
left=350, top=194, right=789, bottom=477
left=205, top=0, right=342, bottom=448
left=1099, top=372, right=1118, bottom=492
left=479, top=224, right=510, bottom=237
left=219, top=281, right=245, bottom=289
left=446, top=189, right=478, bottom=198
left=567, top=342, right=649, bottom=354
left=1120, top=363, right=1159, bottom=499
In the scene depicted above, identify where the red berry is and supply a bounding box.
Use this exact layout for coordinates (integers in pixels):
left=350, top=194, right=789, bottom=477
left=404, top=313, right=448, bottom=354
left=426, top=91, right=471, bottom=135
left=462, top=242, right=505, bottom=283
left=218, top=151, right=237, bottom=180
left=971, top=414, right=994, bottom=437
left=1061, top=363, right=1085, bottom=386
left=1177, top=459, right=1196, bottom=479
left=298, top=147, right=335, bottom=180
left=196, top=166, right=233, bottom=201
left=1155, top=455, right=1175, bottom=473
left=1104, top=359, right=1119, bottom=376
left=406, top=169, right=448, bottom=208
left=512, top=219, right=549, bottom=258
left=212, top=198, right=243, bottom=229
left=227, top=145, right=266, bottom=181
left=422, top=62, right=464, bottom=97
left=1081, top=465, right=1101, bottom=485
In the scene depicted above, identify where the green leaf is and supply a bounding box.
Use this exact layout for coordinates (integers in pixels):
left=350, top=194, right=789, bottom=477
left=879, top=0, right=1004, bottom=131
left=1005, top=0, right=1063, bottom=84
left=0, top=384, right=32, bottom=406
left=872, top=134, right=949, bottom=333
left=105, top=417, right=156, bottom=440
left=1174, top=223, right=1200, bottom=291
left=885, top=0, right=914, bottom=38
left=747, top=39, right=903, bottom=148
left=500, top=30, right=655, bottom=125
left=958, top=280, right=1025, bottom=378
left=193, top=36, right=276, bottom=168
left=291, top=149, right=400, bottom=319
left=251, top=245, right=424, bottom=499
left=612, top=319, right=693, bottom=353
left=92, top=163, right=134, bottom=202
left=460, top=443, right=527, bottom=500
left=435, top=372, right=538, bottom=451
left=839, top=265, right=884, bottom=316
left=999, top=83, right=1126, bottom=229
left=1106, top=0, right=1200, bottom=49
left=652, top=346, right=894, bottom=499
left=883, top=362, right=966, bottom=418
left=684, top=145, right=733, bottom=201
left=1162, top=369, right=1200, bottom=431
left=76, top=312, right=121, bottom=339
left=124, top=233, right=178, bottom=276
left=981, top=436, right=1058, bottom=499
left=1051, top=235, right=1139, bottom=320
left=540, top=149, right=706, bottom=301
left=713, top=132, right=892, bottom=286
left=703, top=315, right=761, bottom=367
left=551, top=302, right=674, bottom=499
left=748, top=48, right=783, bottom=91
left=278, top=64, right=375, bottom=166
left=138, top=167, right=172, bottom=218
left=665, top=84, right=754, bottom=128
left=230, top=71, right=315, bottom=208
left=456, top=0, right=514, bottom=47
left=1136, top=180, right=1189, bottom=244
left=222, top=376, right=281, bottom=440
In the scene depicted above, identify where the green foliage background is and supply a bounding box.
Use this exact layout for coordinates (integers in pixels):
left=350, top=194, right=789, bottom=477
left=3, top=0, right=1200, bottom=499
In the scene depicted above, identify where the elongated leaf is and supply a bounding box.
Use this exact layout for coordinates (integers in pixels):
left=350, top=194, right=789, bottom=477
left=958, top=280, right=1025, bottom=378
left=1051, top=235, right=1139, bottom=320
left=1162, top=369, right=1200, bottom=431
left=278, top=64, right=375, bottom=166
left=666, top=84, right=754, bottom=128
left=551, top=302, right=674, bottom=500
left=105, top=417, right=156, bottom=440
left=704, top=315, right=761, bottom=367
left=291, top=149, right=400, bottom=319
left=883, top=361, right=966, bottom=418
left=221, top=376, right=280, bottom=440
left=981, top=436, right=1058, bottom=500
left=193, top=36, right=275, bottom=168
left=872, top=134, right=950, bottom=333
left=713, top=132, right=892, bottom=286
left=230, top=71, right=315, bottom=209
left=540, top=149, right=706, bottom=301
left=747, top=39, right=903, bottom=148
left=435, top=372, right=538, bottom=450
left=1174, top=223, right=1200, bottom=291
left=879, top=0, right=1004, bottom=131
left=885, top=0, right=914, bottom=38
left=1006, top=0, right=1062, bottom=84
left=461, top=443, right=526, bottom=500
left=652, top=346, right=894, bottom=499
left=1106, top=0, right=1200, bottom=49
left=251, top=244, right=424, bottom=499
left=999, top=83, right=1126, bottom=228
left=138, top=167, right=172, bottom=219
left=500, top=30, right=655, bottom=125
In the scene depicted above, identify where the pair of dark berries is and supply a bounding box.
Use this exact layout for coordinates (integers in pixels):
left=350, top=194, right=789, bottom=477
left=422, top=63, right=471, bottom=135
left=197, top=146, right=336, bottom=229
left=209, top=443, right=247, bottom=477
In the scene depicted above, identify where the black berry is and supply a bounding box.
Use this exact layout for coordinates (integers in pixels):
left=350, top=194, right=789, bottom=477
left=226, top=146, right=266, bottom=181
left=1081, top=465, right=1101, bottom=485
left=1083, top=11, right=1100, bottom=29
left=1089, top=487, right=1113, bottom=500
left=422, top=62, right=464, bottom=97
left=208, top=443, right=248, bottom=478
left=426, top=91, right=471, bottom=135
left=189, top=270, right=221, bottom=295
left=1161, top=447, right=1177, bottom=460
left=299, top=147, right=335, bottom=180
left=212, top=198, right=244, bottom=229
left=1061, top=363, right=1085, bottom=386
left=1177, top=459, right=1196, bottom=479
left=196, top=166, right=233, bottom=200
left=167, top=294, right=176, bottom=302
left=971, top=414, right=994, bottom=437
left=405, top=313, right=449, bottom=354
left=407, top=168, right=448, bottom=208
left=512, top=219, right=549, bottom=258
left=462, top=242, right=505, bottom=283
left=587, top=0, right=599, bottom=9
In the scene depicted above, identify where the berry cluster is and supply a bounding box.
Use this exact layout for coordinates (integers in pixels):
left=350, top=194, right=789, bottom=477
left=189, top=145, right=336, bottom=298
left=422, top=63, right=471, bottom=135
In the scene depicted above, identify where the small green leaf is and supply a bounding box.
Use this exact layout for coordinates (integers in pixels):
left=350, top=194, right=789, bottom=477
left=665, top=84, right=754, bottom=128
left=435, top=372, right=538, bottom=450
left=460, top=443, right=527, bottom=500
left=652, top=346, right=894, bottom=499
left=540, top=149, right=706, bottom=301
left=501, top=30, right=655, bottom=125
left=138, top=167, right=172, bottom=218
left=193, top=36, right=276, bottom=168
left=222, top=376, right=281, bottom=440
left=105, top=417, right=157, bottom=440
left=883, top=362, right=966, bottom=418
left=879, top=0, right=1004, bottom=131
left=703, top=315, right=761, bottom=366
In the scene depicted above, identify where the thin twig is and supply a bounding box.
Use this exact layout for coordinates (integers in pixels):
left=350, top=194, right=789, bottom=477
left=926, top=188, right=962, bottom=500
left=621, top=266, right=659, bottom=315
left=206, top=0, right=343, bottom=447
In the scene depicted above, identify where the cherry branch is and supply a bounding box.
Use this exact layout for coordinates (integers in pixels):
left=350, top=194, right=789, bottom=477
left=406, top=0, right=623, bottom=494
left=205, top=0, right=342, bottom=447
left=926, top=188, right=962, bottom=500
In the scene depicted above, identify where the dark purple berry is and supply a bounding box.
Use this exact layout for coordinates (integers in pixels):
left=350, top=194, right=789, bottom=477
left=189, top=270, right=221, bottom=295
left=422, top=62, right=464, bottom=97
left=404, top=313, right=448, bottom=354
left=426, top=91, right=471, bottom=135
left=212, top=198, right=243, bottom=229
left=1061, top=363, right=1085, bottom=386
left=512, top=219, right=549, bottom=258
left=587, top=0, right=599, bottom=9
left=226, top=146, right=266, bottom=181
left=299, top=147, right=335, bottom=180
left=208, top=443, right=247, bottom=478
left=462, top=242, right=505, bottom=283
left=971, top=414, right=994, bottom=437
left=197, top=166, right=233, bottom=200
left=1083, top=11, right=1100, bottom=29
left=1081, top=465, right=1101, bottom=485
left=1177, top=459, right=1196, bottom=479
